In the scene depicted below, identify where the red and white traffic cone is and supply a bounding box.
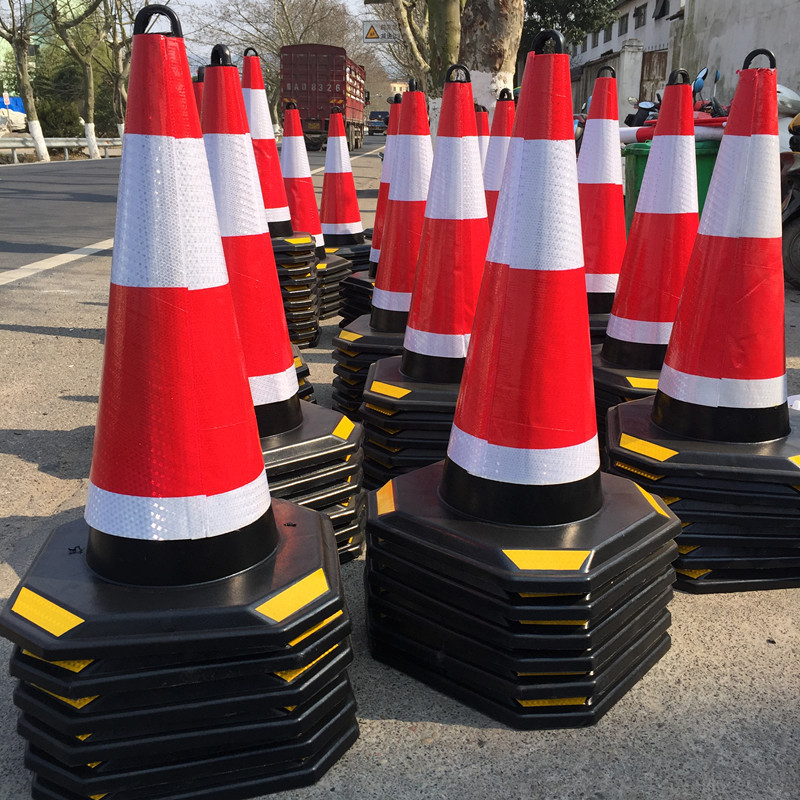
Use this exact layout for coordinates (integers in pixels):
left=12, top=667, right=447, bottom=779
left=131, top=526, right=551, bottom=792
left=85, top=22, right=271, bottom=580
left=202, top=44, right=302, bottom=438
left=281, top=102, right=325, bottom=257
left=602, top=71, right=698, bottom=370
left=483, top=88, right=515, bottom=230
left=370, top=85, right=433, bottom=332
left=242, top=47, right=293, bottom=238
left=475, top=104, right=489, bottom=172
left=192, top=65, right=204, bottom=117
left=402, top=65, right=489, bottom=384
left=320, top=107, right=364, bottom=246
left=577, top=66, right=626, bottom=321
left=368, top=95, right=402, bottom=274
left=653, top=54, right=787, bottom=442
left=439, top=44, right=601, bottom=525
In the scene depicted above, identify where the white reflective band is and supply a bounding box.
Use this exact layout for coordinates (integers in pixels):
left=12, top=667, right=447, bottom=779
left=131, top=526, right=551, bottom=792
left=577, top=119, right=624, bottom=185
left=85, top=472, right=271, bottom=541
left=699, top=134, right=782, bottom=239
left=483, top=135, right=511, bottom=191
left=372, top=287, right=412, bottom=312
left=369, top=247, right=380, bottom=262
left=488, top=139, right=583, bottom=272
left=635, top=134, right=698, bottom=215
left=606, top=315, right=673, bottom=345
left=381, top=138, right=398, bottom=181
left=388, top=134, right=433, bottom=202
left=242, top=88, right=276, bottom=141
left=659, top=362, right=786, bottom=409
left=448, top=424, right=600, bottom=485
left=322, top=221, right=363, bottom=235
left=250, top=364, right=299, bottom=406
left=425, top=136, right=486, bottom=220
left=404, top=326, right=470, bottom=358
left=113, top=135, right=228, bottom=290
left=324, top=135, right=352, bottom=174
left=280, top=137, right=312, bottom=178
left=313, top=232, right=325, bottom=248
left=265, top=205, right=291, bottom=222
left=585, top=273, right=619, bottom=293
left=477, top=135, right=489, bottom=170
left=205, top=133, right=269, bottom=238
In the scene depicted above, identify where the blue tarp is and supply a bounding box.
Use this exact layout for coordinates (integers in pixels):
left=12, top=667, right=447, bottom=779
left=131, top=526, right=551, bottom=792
left=3, top=96, right=25, bottom=114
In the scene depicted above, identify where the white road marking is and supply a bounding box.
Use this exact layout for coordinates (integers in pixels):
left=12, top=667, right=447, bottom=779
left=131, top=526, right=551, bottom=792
left=310, top=145, right=385, bottom=174
left=0, top=239, right=114, bottom=287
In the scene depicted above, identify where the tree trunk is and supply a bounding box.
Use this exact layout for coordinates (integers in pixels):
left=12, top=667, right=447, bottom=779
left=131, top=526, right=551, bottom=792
left=459, top=0, right=524, bottom=117
left=12, top=39, right=49, bottom=162
left=428, top=0, right=461, bottom=96
left=83, top=62, right=100, bottom=158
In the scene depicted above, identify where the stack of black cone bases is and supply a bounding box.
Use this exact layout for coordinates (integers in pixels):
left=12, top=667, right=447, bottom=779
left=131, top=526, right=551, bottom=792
left=261, top=403, right=367, bottom=563
left=273, top=232, right=321, bottom=348
left=359, top=356, right=458, bottom=489
left=292, top=345, right=316, bottom=403
left=330, top=315, right=404, bottom=421
left=338, top=269, right=375, bottom=327
left=3, top=505, right=358, bottom=800
left=317, top=248, right=353, bottom=320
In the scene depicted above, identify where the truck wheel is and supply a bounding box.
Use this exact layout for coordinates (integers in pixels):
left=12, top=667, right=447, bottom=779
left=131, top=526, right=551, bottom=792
left=784, top=215, right=800, bottom=289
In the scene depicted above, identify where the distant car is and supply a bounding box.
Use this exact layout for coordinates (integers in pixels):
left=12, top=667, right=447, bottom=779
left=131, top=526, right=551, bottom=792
left=367, top=111, right=389, bottom=135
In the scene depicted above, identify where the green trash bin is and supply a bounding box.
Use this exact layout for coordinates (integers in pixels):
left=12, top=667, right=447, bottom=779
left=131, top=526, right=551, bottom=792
left=622, top=139, right=720, bottom=232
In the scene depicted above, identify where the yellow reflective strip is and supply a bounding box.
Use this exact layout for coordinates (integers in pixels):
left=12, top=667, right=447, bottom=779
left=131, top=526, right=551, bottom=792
left=676, top=568, right=712, bottom=579
left=285, top=236, right=312, bottom=244
left=365, top=403, right=396, bottom=415
left=619, top=433, right=677, bottom=462
left=332, top=416, right=355, bottom=440
left=681, top=521, right=692, bottom=528
left=338, top=330, right=363, bottom=342
left=289, top=610, right=344, bottom=647
left=255, top=569, right=329, bottom=622
left=324, top=247, right=338, bottom=254
left=318, top=262, right=327, bottom=270
left=626, top=376, right=659, bottom=390
left=375, top=482, right=396, bottom=516
left=275, top=645, right=338, bottom=682
left=520, top=619, right=588, bottom=627
left=614, top=461, right=665, bottom=481
left=90, top=795, right=108, bottom=800
left=517, top=696, right=587, bottom=707
left=76, top=733, right=92, bottom=741
left=12, top=588, right=84, bottom=637
left=285, top=705, right=297, bottom=712
left=338, top=348, right=359, bottom=357
left=33, top=685, right=98, bottom=709
left=369, top=438, right=402, bottom=453
left=371, top=380, right=411, bottom=399
left=293, top=357, right=302, bottom=368
left=661, top=496, right=680, bottom=504
left=678, top=545, right=699, bottom=554
left=87, top=761, right=101, bottom=769
left=789, top=456, right=800, bottom=468
left=633, top=484, right=670, bottom=517
left=381, top=427, right=401, bottom=435
left=503, top=550, right=591, bottom=572
left=22, top=650, right=94, bottom=673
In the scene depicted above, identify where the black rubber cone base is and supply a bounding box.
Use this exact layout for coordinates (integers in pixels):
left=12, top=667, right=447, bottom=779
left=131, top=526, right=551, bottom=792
left=0, top=500, right=343, bottom=661
left=338, top=271, right=375, bottom=327
left=606, top=398, right=800, bottom=508
left=327, top=243, right=371, bottom=270
left=674, top=566, right=800, bottom=593
left=675, top=544, right=800, bottom=571
left=588, top=313, right=610, bottom=345
left=362, top=356, right=460, bottom=415
left=334, top=315, right=406, bottom=355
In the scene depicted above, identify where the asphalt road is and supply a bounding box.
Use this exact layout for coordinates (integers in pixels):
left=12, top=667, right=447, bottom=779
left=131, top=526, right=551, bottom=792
left=1, top=136, right=799, bottom=800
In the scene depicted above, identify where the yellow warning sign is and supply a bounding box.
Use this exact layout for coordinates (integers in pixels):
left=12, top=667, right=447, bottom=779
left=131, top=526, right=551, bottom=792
left=365, top=25, right=379, bottom=40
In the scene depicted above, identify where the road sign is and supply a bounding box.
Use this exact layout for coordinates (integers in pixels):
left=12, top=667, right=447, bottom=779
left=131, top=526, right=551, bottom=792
left=363, top=20, right=402, bottom=43
left=2, top=92, right=9, bottom=107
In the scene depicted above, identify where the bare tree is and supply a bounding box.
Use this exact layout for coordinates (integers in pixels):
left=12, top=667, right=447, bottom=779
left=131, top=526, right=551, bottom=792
left=47, top=0, right=109, bottom=158
left=0, top=0, right=50, bottom=160
left=94, top=0, right=137, bottom=136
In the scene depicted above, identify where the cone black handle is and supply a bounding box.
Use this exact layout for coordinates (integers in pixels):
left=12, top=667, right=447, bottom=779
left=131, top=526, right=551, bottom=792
left=195, top=65, right=205, bottom=83
left=286, top=101, right=298, bottom=109
left=598, top=65, right=616, bottom=78
left=743, top=48, right=776, bottom=69
left=392, top=93, right=402, bottom=104
left=211, top=44, right=232, bottom=66
left=244, top=46, right=259, bottom=57
left=498, top=88, right=513, bottom=101
left=531, top=29, right=566, bottom=54
left=409, top=78, right=418, bottom=91
left=667, top=68, right=690, bottom=85
left=133, top=4, right=182, bottom=36
left=446, top=64, right=471, bottom=83
left=331, top=105, right=343, bottom=114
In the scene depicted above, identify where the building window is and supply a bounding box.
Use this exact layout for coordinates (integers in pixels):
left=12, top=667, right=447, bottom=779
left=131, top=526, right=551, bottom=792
left=634, top=3, right=647, bottom=28
left=653, top=0, right=669, bottom=18
left=592, top=30, right=599, bottom=48
left=603, top=23, right=613, bottom=43
left=618, top=14, right=628, bottom=36
left=581, top=37, right=588, bottom=53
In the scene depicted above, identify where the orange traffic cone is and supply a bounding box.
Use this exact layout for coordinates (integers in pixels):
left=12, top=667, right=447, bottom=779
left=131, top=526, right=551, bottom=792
left=0, top=10, right=358, bottom=795
left=320, top=107, right=364, bottom=246
left=192, top=65, right=204, bottom=117
left=241, top=47, right=293, bottom=238
left=483, top=88, right=515, bottom=229
left=607, top=49, right=800, bottom=593
left=359, top=65, right=490, bottom=489
left=592, top=70, right=698, bottom=441
left=370, top=85, right=434, bottom=332
left=365, top=31, right=678, bottom=730
left=577, top=66, right=626, bottom=339
left=475, top=104, right=489, bottom=171
left=281, top=102, right=325, bottom=257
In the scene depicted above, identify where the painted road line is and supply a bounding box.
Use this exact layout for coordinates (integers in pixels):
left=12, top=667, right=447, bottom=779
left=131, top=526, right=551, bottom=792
left=310, top=146, right=385, bottom=175
left=0, top=239, right=114, bottom=287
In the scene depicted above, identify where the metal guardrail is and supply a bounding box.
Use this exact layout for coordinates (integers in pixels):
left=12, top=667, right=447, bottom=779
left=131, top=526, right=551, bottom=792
left=0, top=136, right=122, bottom=163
